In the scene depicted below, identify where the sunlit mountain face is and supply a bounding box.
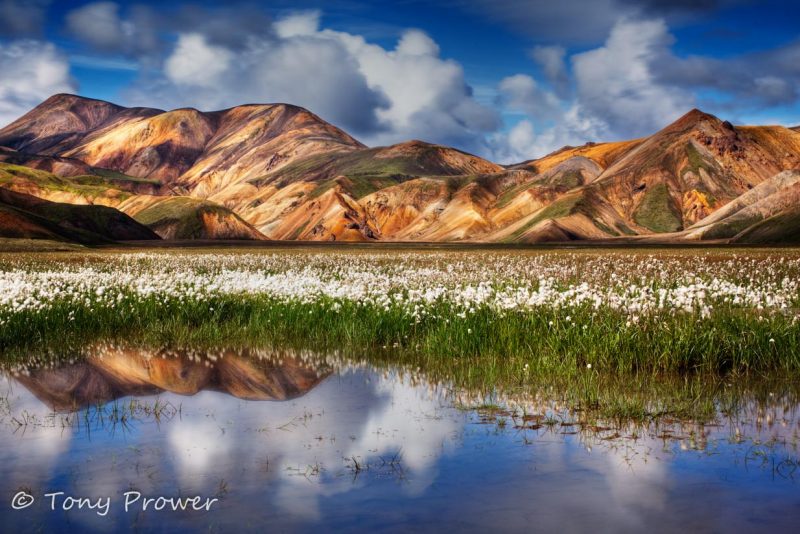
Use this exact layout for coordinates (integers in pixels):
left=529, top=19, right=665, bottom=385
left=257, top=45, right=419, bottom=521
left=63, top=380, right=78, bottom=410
left=1, top=96, right=800, bottom=244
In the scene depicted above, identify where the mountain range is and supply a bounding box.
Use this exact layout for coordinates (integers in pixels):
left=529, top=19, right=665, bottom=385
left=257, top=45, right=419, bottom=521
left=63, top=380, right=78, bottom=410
left=1, top=93, right=799, bottom=245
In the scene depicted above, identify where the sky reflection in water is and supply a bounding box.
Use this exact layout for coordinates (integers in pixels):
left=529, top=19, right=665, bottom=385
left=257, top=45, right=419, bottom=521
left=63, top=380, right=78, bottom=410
left=0, top=346, right=797, bottom=533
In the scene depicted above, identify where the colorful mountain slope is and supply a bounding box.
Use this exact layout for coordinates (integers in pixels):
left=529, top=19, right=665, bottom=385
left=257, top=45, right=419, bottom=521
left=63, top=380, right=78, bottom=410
left=2, top=94, right=800, bottom=245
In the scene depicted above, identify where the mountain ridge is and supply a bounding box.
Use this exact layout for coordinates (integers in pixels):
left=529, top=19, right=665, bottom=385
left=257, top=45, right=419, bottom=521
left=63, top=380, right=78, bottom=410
left=1, top=94, right=799, bottom=245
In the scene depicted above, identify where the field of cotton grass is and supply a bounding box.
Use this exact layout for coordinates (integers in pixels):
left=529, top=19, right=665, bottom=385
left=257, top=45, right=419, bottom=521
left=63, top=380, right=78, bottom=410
left=1, top=248, right=800, bottom=380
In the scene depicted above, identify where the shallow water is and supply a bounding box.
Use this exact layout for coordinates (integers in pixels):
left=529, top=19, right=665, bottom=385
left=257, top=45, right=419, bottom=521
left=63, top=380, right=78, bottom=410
left=0, top=347, right=798, bottom=533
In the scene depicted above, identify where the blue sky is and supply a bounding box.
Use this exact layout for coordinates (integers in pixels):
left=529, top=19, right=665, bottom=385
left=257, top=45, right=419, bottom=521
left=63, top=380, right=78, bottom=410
left=1, top=0, right=799, bottom=162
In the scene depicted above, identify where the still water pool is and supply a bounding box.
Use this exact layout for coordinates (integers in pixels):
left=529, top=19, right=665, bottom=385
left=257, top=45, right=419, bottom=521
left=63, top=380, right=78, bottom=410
left=0, top=346, right=797, bottom=532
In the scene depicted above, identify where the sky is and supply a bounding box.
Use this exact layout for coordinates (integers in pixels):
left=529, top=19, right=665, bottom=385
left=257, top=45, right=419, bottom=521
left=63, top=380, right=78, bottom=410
left=0, top=0, right=799, bottom=162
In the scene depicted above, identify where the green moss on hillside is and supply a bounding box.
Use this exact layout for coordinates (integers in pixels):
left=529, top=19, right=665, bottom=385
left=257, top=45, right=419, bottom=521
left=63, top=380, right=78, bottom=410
left=0, top=163, right=154, bottom=200
left=680, top=142, right=714, bottom=178
left=733, top=209, right=800, bottom=244
left=252, top=144, right=486, bottom=191
left=134, top=197, right=252, bottom=239
left=506, top=194, right=582, bottom=242
left=633, top=183, right=682, bottom=233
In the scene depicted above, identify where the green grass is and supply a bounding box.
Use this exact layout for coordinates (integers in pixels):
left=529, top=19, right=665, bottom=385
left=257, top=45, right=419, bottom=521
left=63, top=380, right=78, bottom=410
left=307, top=174, right=402, bottom=200
left=0, top=237, right=84, bottom=252
left=681, top=142, right=714, bottom=178
left=133, top=197, right=243, bottom=238
left=2, top=293, right=798, bottom=424
left=495, top=181, right=534, bottom=208
left=0, top=192, right=156, bottom=244
left=702, top=216, right=761, bottom=240
left=633, top=183, right=682, bottom=232
left=0, top=163, right=157, bottom=199
left=591, top=218, right=620, bottom=236
left=251, top=144, right=481, bottom=192
left=2, top=293, right=798, bottom=377
left=92, top=167, right=160, bottom=186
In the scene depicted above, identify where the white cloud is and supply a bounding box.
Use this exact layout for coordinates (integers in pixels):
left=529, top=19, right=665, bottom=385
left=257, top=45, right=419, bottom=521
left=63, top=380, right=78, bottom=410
left=164, top=33, right=233, bottom=88
left=66, top=2, right=126, bottom=50
left=0, top=40, right=76, bottom=127
left=0, top=0, right=49, bottom=37
left=530, top=45, right=569, bottom=95
left=274, top=10, right=321, bottom=38
left=491, top=18, right=695, bottom=162
left=148, top=27, right=385, bottom=134
left=498, top=74, right=561, bottom=120
left=571, top=18, right=691, bottom=138
left=490, top=109, right=597, bottom=163
left=128, top=13, right=498, bottom=152
left=322, top=26, right=499, bottom=148
left=395, top=29, right=440, bottom=56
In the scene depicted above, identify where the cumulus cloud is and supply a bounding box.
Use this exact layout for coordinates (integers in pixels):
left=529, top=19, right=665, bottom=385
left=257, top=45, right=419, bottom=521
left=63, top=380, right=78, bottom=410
left=0, top=40, right=76, bottom=127
left=530, top=45, right=569, bottom=95
left=654, top=40, right=800, bottom=108
left=125, top=11, right=498, bottom=151
left=498, top=74, right=561, bottom=121
left=163, top=33, right=233, bottom=88
left=489, top=106, right=607, bottom=163
left=490, top=18, right=693, bottom=162
left=326, top=26, right=499, bottom=147
left=0, top=0, right=49, bottom=37
left=65, top=2, right=159, bottom=55
left=571, top=18, right=691, bottom=138
left=274, top=10, right=321, bottom=39
left=146, top=23, right=386, bottom=135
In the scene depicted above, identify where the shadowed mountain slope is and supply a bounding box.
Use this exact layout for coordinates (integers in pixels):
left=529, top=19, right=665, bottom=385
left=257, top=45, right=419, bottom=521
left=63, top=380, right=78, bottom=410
left=124, top=196, right=267, bottom=240
left=0, top=187, right=159, bottom=244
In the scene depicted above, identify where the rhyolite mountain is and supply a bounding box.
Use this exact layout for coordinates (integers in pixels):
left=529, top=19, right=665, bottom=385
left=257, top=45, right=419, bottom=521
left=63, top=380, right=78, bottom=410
left=1, top=93, right=799, bottom=244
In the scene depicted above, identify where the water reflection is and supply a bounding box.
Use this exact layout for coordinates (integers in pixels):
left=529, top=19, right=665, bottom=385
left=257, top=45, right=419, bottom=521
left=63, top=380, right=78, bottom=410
left=10, top=346, right=330, bottom=411
left=0, top=345, right=797, bottom=533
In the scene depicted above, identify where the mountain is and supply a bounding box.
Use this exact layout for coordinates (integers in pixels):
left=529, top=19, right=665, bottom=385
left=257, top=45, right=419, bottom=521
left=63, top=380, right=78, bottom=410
left=0, top=94, right=363, bottom=196
left=684, top=170, right=800, bottom=243
left=0, top=187, right=159, bottom=244
left=485, top=110, right=800, bottom=243
left=0, top=163, right=264, bottom=240
left=2, top=94, right=800, bottom=245
left=124, top=196, right=267, bottom=240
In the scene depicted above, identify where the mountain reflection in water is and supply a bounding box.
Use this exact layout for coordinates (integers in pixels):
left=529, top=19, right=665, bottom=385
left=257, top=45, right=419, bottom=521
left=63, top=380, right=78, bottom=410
left=0, top=345, right=797, bottom=533
left=9, top=346, right=330, bottom=411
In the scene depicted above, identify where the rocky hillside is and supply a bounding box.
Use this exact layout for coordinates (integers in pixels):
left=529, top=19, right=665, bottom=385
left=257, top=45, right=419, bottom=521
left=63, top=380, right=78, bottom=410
left=0, top=94, right=363, bottom=195
left=2, top=94, right=800, bottom=245
left=0, top=187, right=159, bottom=244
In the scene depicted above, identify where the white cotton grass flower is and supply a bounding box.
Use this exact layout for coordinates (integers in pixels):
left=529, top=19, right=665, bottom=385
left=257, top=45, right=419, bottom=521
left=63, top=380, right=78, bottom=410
left=0, top=251, right=798, bottom=329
